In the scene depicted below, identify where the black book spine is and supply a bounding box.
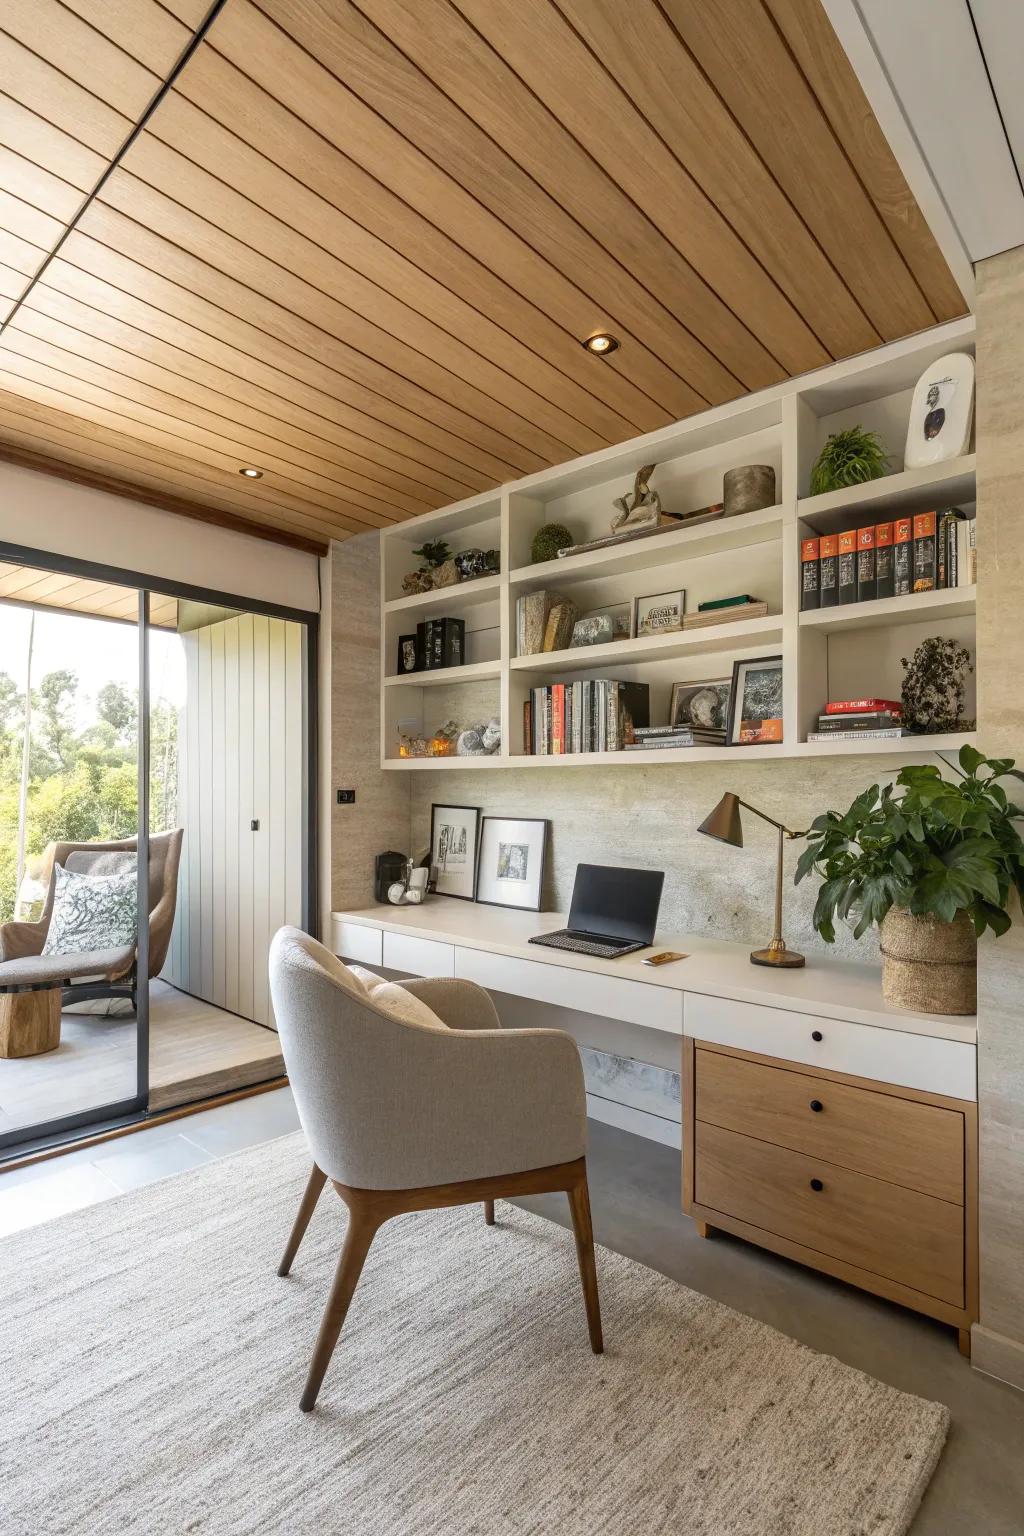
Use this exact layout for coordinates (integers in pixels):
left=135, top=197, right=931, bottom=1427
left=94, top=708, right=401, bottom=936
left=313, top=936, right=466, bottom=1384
left=800, top=538, right=820, bottom=612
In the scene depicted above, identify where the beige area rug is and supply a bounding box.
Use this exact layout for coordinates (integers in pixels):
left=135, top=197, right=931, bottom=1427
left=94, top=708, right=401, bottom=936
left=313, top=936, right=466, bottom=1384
left=0, top=1133, right=947, bottom=1535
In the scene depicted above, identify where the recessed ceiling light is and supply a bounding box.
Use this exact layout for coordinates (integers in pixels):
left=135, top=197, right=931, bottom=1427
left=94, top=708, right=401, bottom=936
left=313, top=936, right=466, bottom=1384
left=239, top=466, right=263, bottom=478
left=582, top=332, right=619, bottom=356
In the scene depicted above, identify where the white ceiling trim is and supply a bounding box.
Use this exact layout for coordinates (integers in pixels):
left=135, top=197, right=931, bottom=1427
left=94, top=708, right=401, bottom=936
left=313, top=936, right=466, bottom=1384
left=822, top=0, right=989, bottom=293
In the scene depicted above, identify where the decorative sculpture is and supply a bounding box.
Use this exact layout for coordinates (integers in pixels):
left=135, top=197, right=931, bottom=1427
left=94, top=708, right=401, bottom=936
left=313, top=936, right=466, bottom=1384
left=611, top=463, right=662, bottom=532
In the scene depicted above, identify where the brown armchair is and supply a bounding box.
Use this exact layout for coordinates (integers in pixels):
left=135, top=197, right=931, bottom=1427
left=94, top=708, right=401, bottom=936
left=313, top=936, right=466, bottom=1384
left=0, top=829, right=184, bottom=1006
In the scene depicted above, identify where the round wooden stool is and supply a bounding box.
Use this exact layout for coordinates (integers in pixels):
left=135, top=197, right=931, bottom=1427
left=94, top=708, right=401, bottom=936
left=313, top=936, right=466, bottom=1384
left=0, top=985, right=62, bottom=1058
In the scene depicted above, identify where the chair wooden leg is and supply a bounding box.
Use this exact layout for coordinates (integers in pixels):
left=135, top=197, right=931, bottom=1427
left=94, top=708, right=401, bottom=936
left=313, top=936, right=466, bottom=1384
left=566, top=1169, right=603, bottom=1354
left=278, top=1164, right=328, bottom=1277
left=483, top=1199, right=495, bottom=1225
left=300, top=1200, right=381, bottom=1412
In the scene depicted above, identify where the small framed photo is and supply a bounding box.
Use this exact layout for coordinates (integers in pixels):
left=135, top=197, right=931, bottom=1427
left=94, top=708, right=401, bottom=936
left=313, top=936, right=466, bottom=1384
left=429, top=804, right=480, bottom=901
left=632, top=589, right=685, bottom=638
left=396, top=632, right=421, bottom=675
left=727, top=655, right=784, bottom=746
left=670, top=676, right=731, bottom=733
left=475, top=816, right=549, bottom=911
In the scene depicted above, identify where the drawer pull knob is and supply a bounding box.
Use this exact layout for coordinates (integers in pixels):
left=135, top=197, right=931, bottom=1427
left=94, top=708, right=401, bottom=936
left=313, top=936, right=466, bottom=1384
left=809, top=1099, right=823, bottom=1113
left=809, top=1178, right=824, bottom=1192
left=811, top=1030, right=823, bottom=1042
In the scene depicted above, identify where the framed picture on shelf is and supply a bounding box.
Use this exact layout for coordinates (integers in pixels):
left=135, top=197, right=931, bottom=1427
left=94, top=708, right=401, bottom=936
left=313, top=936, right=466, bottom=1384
left=727, top=655, right=784, bottom=746
left=632, top=590, right=685, bottom=638
left=669, top=677, right=731, bottom=733
left=396, top=632, right=421, bottom=676
left=429, top=803, right=480, bottom=901
left=475, top=816, right=548, bottom=911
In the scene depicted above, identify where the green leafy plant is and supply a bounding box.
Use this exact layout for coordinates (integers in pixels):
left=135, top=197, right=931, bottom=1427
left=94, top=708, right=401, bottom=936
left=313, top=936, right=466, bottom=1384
left=809, top=426, right=889, bottom=496
left=531, top=523, right=573, bottom=563
left=411, top=539, right=452, bottom=569
left=795, top=746, right=1024, bottom=941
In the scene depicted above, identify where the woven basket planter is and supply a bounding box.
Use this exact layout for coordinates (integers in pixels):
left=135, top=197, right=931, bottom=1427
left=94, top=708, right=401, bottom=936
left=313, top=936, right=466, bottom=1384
left=879, top=907, right=977, bottom=1015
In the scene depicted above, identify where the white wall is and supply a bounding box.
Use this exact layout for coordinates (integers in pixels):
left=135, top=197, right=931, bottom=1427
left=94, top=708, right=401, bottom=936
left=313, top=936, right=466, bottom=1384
left=0, top=461, right=320, bottom=614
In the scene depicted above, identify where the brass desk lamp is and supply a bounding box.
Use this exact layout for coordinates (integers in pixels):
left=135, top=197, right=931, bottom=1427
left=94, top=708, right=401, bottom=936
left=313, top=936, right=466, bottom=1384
left=698, top=793, right=807, bottom=968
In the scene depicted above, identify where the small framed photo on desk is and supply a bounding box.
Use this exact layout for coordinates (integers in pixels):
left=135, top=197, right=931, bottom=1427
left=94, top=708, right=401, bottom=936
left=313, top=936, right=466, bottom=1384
left=429, top=803, right=480, bottom=901
left=475, top=816, right=548, bottom=910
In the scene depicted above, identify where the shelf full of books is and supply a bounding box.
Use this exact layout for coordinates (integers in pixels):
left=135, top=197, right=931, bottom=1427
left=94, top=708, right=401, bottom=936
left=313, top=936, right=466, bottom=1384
left=800, top=508, right=975, bottom=612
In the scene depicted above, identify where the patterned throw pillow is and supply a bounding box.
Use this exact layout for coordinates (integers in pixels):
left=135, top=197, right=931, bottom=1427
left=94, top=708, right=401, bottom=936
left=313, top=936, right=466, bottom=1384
left=41, top=864, right=138, bottom=958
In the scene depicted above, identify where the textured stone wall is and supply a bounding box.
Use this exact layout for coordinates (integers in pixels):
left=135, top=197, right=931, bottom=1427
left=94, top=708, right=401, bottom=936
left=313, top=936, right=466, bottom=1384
left=410, top=756, right=914, bottom=962
left=973, top=247, right=1024, bottom=1388
left=330, top=534, right=409, bottom=911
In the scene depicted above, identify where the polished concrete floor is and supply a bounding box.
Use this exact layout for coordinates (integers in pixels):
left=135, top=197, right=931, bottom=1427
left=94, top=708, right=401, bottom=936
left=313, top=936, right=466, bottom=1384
left=1, top=1091, right=1021, bottom=1534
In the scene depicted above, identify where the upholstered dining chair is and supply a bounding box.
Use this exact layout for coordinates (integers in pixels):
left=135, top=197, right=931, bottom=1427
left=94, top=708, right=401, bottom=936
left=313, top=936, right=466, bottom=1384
left=268, top=926, right=603, bottom=1412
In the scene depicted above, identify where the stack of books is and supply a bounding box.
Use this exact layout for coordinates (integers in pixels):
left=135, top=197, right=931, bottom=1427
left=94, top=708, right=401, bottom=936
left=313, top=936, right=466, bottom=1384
left=624, top=723, right=726, bottom=751
left=806, top=698, right=904, bottom=744
left=682, top=594, right=768, bottom=630
left=524, top=680, right=649, bottom=755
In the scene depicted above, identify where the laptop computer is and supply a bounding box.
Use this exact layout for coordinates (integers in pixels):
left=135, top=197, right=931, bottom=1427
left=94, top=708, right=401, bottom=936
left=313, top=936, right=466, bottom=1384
left=529, top=863, right=665, bottom=959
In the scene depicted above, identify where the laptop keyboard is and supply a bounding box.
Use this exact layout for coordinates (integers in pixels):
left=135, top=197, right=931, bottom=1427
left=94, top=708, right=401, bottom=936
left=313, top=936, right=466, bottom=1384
left=529, top=931, right=642, bottom=959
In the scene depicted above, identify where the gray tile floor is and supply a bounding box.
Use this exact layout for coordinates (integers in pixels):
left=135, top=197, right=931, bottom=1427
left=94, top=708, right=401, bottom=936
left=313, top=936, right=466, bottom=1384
left=1, top=1091, right=1022, bottom=1533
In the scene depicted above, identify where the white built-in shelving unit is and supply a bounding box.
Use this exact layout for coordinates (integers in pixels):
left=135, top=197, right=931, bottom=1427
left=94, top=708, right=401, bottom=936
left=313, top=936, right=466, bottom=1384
left=380, top=316, right=977, bottom=770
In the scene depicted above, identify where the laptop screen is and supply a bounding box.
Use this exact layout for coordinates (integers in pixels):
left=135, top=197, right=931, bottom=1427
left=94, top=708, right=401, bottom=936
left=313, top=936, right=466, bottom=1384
left=567, top=864, right=665, bottom=946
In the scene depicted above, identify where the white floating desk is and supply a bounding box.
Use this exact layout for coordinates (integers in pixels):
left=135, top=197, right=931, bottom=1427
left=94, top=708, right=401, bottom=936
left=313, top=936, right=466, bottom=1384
left=331, top=901, right=976, bottom=1100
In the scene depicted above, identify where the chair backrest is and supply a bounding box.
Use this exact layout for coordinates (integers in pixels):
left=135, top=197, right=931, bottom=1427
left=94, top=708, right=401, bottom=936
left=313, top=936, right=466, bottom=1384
left=42, top=830, right=184, bottom=977
left=269, top=925, right=440, bottom=1188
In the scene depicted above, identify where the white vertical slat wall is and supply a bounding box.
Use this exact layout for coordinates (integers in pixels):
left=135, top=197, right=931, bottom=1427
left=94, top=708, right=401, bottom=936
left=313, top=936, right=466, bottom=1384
left=164, top=613, right=304, bottom=1029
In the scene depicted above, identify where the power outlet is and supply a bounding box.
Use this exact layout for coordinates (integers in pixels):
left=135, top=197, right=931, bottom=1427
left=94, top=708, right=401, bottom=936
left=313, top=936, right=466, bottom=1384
left=337, top=788, right=356, bottom=805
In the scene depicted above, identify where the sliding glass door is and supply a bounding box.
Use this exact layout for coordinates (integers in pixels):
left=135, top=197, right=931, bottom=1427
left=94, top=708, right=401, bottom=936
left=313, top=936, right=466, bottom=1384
left=0, top=563, right=145, bottom=1147
left=0, top=551, right=316, bottom=1155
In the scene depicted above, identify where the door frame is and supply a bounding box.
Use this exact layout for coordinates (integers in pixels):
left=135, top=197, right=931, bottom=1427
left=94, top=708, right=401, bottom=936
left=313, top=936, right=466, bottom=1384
left=0, top=540, right=319, bottom=1156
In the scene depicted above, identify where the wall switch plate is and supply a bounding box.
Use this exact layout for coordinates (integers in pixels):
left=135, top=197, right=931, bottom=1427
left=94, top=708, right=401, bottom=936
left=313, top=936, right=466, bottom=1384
left=337, top=788, right=356, bottom=804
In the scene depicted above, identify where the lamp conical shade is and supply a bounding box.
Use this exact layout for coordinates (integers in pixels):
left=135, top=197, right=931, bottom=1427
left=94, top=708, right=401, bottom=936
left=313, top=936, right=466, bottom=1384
left=698, top=792, right=743, bottom=847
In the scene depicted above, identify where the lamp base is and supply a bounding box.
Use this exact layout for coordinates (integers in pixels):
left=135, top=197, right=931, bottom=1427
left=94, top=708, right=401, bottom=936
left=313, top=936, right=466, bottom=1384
left=750, top=943, right=805, bottom=969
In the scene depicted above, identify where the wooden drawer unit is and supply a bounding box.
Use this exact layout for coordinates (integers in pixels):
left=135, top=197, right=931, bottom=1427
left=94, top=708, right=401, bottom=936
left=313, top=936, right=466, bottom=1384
left=684, top=1040, right=978, bottom=1350
left=694, top=1120, right=964, bottom=1307
left=684, top=992, right=976, bottom=1099
left=695, top=1048, right=964, bottom=1204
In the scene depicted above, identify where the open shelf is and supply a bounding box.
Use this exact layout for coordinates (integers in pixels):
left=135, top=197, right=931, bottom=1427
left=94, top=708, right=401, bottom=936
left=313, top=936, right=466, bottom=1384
left=798, top=731, right=977, bottom=758
left=383, top=753, right=508, bottom=770
left=383, top=573, right=501, bottom=616
left=800, top=587, right=976, bottom=635
left=797, top=456, right=976, bottom=533
left=384, top=661, right=502, bottom=688
left=377, top=315, right=979, bottom=771
left=510, top=504, right=784, bottom=590
left=513, top=614, right=782, bottom=670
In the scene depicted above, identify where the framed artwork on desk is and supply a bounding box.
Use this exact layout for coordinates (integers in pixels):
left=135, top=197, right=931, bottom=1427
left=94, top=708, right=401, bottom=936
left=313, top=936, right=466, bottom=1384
left=429, top=803, right=480, bottom=901
left=475, top=816, right=548, bottom=911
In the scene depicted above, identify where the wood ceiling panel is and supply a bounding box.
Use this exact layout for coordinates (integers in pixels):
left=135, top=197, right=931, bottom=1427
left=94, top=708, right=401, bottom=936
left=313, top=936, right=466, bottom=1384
left=1, top=0, right=160, bottom=119
left=97, top=165, right=599, bottom=462
left=4, top=310, right=434, bottom=521
left=178, top=27, right=701, bottom=425
left=20, top=282, right=475, bottom=503
left=46, top=244, right=510, bottom=484
left=764, top=0, right=966, bottom=320
left=659, top=0, right=944, bottom=335
left=0, top=0, right=967, bottom=551
left=0, top=344, right=393, bottom=535
left=66, top=204, right=540, bottom=474
left=257, top=0, right=775, bottom=395
left=0, top=560, right=178, bottom=626
left=148, top=67, right=674, bottom=434
left=0, top=33, right=133, bottom=157
left=0, top=388, right=352, bottom=542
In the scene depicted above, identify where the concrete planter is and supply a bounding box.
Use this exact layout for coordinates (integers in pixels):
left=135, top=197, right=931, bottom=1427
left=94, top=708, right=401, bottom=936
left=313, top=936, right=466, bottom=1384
left=879, top=906, right=977, bottom=1015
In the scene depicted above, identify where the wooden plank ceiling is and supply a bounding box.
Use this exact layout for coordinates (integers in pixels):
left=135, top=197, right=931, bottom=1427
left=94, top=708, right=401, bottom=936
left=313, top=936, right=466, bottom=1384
left=0, top=561, right=178, bottom=625
left=0, top=0, right=968, bottom=555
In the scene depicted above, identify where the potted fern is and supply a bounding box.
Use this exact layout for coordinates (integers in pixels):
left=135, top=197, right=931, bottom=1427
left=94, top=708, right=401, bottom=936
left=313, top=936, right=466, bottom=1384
left=809, top=426, right=889, bottom=496
left=795, top=746, right=1024, bottom=1014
